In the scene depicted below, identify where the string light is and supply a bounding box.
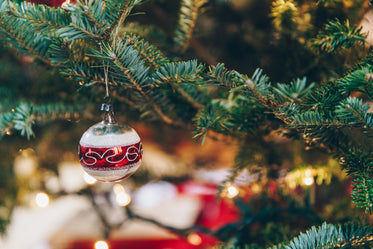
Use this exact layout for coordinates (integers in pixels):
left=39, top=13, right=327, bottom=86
left=226, top=185, right=239, bottom=198
left=251, top=183, right=262, bottom=194
left=113, top=183, right=125, bottom=194
left=303, top=177, right=314, bottom=186
left=115, top=192, right=131, bottom=206
left=303, top=169, right=314, bottom=186
left=35, top=192, right=50, bottom=208
left=94, top=240, right=109, bottom=249
left=113, top=184, right=131, bottom=206
left=187, top=233, right=202, bottom=246
left=83, top=172, right=97, bottom=185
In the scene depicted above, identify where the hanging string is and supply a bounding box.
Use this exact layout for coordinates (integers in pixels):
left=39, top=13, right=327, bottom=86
left=99, top=42, right=110, bottom=99
left=104, top=64, right=109, bottom=98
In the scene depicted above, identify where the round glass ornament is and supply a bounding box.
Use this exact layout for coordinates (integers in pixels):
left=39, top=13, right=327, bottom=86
left=78, top=104, right=142, bottom=182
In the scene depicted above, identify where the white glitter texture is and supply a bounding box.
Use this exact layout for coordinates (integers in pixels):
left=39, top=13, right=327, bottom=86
left=79, top=123, right=140, bottom=148
left=82, top=161, right=141, bottom=181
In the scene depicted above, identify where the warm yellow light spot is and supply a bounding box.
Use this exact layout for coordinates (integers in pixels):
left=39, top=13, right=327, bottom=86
left=61, top=0, right=71, bottom=8
left=94, top=240, right=109, bottom=249
left=35, top=192, right=49, bottom=208
left=288, top=181, right=297, bottom=190
left=113, top=183, right=125, bottom=194
left=187, top=233, right=202, bottom=246
left=83, top=172, right=97, bottom=185
left=303, top=168, right=314, bottom=186
left=303, top=177, right=314, bottom=186
left=226, top=185, right=239, bottom=198
left=251, top=183, right=262, bottom=193
left=115, top=192, right=131, bottom=206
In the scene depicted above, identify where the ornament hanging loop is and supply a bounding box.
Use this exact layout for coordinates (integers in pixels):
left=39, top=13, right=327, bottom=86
left=101, top=101, right=116, bottom=124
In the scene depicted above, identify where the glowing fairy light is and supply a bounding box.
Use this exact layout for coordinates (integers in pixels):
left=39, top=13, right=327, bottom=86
left=113, top=183, right=125, bottom=194
left=113, top=184, right=131, bottom=206
left=251, top=183, right=262, bottom=193
left=94, top=240, right=109, bottom=249
left=83, top=172, right=97, bottom=185
left=303, top=169, right=314, bottom=186
left=303, top=177, right=314, bottom=186
left=226, top=185, right=239, bottom=198
left=115, top=192, right=131, bottom=206
left=187, top=233, right=202, bottom=246
left=35, top=192, right=50, bottom=208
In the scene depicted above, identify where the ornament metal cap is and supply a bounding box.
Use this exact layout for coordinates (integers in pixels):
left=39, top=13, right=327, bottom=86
left=101, top=103, right=116, bottom=124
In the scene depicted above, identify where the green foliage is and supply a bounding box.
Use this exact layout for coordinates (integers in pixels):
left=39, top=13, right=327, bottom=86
left=313, top=19, right=366, bottom=53
left=280, top=222, right=373, bottom=249
left=174, top=0, right=208, bottom=51
left=121, top=33, right=169, bottom=69
left=0, top=101, right=83, bottom=139
left=338, top=66, right=373, bottom=97
left=335, top=97, right=373, bottom=127
left=286, top=223, right=343, bottom=249
left=193, top=102, right=230, bottom=143
left=351, top=173, right=373, bottom=214
left=97, top=40, right=150, bottom=86
left=339, top=148, right=373, bottom=214
left=0, top=12, right=51, bottom=63
left=208, top=63, right=245, bottom=88
left=274, top=78, right=315, bottom=104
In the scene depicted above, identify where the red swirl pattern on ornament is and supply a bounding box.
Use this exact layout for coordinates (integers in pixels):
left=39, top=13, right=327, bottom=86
left=79, top=142, right=143, bottom=169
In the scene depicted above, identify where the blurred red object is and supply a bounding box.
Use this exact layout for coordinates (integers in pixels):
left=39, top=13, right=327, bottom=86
left=66, top=181, right=240, bottom=249
left=66, top=236, right=217, bottom=249
left=24, top=0, right=75, bottom=7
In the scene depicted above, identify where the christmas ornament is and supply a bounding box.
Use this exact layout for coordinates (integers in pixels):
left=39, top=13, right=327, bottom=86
left=79, top=103, right=143, bottom=182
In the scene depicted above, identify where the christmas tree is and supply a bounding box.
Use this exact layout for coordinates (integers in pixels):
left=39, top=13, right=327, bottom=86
left=0, top=0, right=373, bottom=248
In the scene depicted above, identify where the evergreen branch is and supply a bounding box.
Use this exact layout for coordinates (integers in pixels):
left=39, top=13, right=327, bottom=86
left=9, top=1, right=71, bottom=32
left=98, top=39, right=149, bottom=86
left=351, top=173, right=373, bottom=214
left=111, top=0, right=141, bottom=42
left=335, top=97, right=373, bottom=128
left=57, top=0, right=111, bottom=41
left=152, top=60, right=205, bottom=109
left=279, top=222, right=373, bottom=249
left=174, top=0, right=208, bottom=51
left=303, top=85, right=344, bottom=113
left=61, top=62, right=115, bottom=85
left=121, top=33, right=169, bottom=70
left=274, top=77, right=315, bottom=104
left=58, top=23, right=104, bottom=41
left=193, top=102, right=231, bottom=143
left=312, top=18, right=366, bottom=53
left=48, top=38, right=72, bottom=65
left=338, top=66, right=373, bottom=97
left=0, top=13, right=52, bottom=65
left=0, top=102, right=83, bottom=140
left=287, top=223, right=342, bottom=249
left=339, top=149, right=373, bottom=213
left=341, top=222, right=373, bottom=247
left=96, top=40, right=181, bottom=125
left=208, top=63, right=245, bottom=88
left=291, top=110, right=336, bottom=127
